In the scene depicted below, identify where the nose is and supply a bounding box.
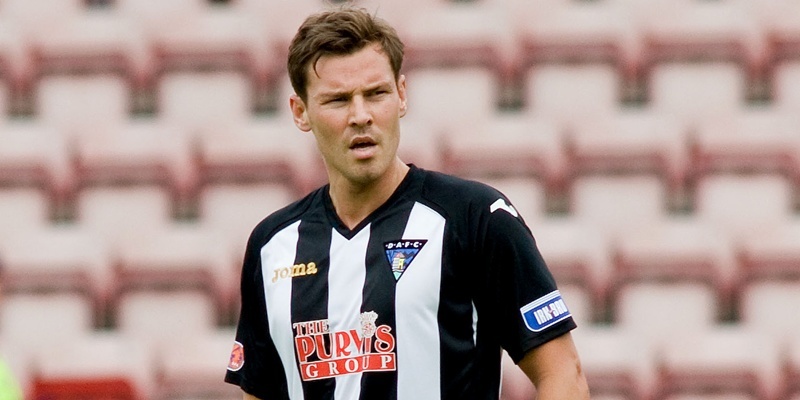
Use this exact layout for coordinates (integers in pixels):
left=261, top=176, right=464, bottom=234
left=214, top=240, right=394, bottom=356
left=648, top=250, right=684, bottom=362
left=348, top=95, right=373, bottom=127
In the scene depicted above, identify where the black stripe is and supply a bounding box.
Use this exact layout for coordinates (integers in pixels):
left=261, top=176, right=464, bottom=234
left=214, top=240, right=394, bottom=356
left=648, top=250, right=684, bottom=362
left=357, top=200, right=415, bottom=400
left=292, top=215, right=335, bottom=398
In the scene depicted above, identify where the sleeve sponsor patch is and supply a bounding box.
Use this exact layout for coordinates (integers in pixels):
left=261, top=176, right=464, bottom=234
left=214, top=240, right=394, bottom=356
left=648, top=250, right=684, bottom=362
left=228, top=341, right=244, bottom=371
left=520, top=290, right=571, bottom=332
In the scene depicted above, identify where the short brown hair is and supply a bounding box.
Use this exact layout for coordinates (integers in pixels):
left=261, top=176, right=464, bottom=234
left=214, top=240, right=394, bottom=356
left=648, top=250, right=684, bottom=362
left=287, top=7, right=405, bottom=101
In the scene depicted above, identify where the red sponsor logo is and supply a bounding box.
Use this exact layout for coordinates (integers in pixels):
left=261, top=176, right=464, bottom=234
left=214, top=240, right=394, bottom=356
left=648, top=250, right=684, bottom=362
left=228, top=341, right=244, bottom=371
left=293, top=311, right=396, bottom=381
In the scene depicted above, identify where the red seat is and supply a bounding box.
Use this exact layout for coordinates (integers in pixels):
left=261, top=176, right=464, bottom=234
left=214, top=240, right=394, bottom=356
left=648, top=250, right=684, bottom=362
left=32, top=377, right=138, bottom=400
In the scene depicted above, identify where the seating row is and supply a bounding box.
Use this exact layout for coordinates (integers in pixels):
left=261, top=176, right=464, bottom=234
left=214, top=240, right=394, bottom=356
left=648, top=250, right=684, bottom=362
left=2, top=283, right=800, bottom=400
left=2, top=0, right=800, bottom=90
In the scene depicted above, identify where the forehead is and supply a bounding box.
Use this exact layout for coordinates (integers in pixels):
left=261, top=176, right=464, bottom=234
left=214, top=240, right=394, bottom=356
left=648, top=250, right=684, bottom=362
left=306, top=44, right=395, bottom=95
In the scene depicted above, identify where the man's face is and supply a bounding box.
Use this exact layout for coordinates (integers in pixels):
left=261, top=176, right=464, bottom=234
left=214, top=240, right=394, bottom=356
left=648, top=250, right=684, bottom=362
left=290, top=43, right=407, bottom=187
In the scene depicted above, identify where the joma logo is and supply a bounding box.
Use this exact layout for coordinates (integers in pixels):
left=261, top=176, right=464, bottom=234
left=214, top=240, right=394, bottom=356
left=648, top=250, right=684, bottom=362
left=272, top=262, right=318, bottom=283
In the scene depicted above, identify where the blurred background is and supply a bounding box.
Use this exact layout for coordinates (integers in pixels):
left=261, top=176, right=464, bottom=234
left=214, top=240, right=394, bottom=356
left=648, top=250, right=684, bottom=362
left=0, top=0, right=799, bottom=399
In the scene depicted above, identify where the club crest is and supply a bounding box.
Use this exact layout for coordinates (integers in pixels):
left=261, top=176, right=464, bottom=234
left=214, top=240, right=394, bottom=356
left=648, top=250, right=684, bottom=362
left=383, top=240, right=427, bottom=280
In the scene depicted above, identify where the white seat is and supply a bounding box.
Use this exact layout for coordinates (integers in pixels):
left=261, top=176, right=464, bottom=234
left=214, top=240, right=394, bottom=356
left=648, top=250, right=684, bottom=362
left=75, top=184, right=174, bottom=251
left=655, top=326, right=781, bottom=400
left=512, top=0, right=641, bottom=77
left=615, top=282, right=719, bottom=346
left=199, top=181, right=295, bottom=265
left=738, top=219, right=800, bottom=281
left=402, top=2, right=516, bottom=78
left=196, top=114, right=322, bottom=193
left=0, top=292, right=94, bottom=358
left=0, top=225, right=112, bottom=310
left=739, top=281, right=800, bottom=344
left=772, top=61, right=800, bottom=112
left=441, top=112, right=567, bottom=193
left=640, top=0, right=764, bottom=73
left=648, top=61, right=746, bottom=130
left=0, top=120, right=74, bottom=202
left=405, top=66, right=498, bottom=137
left=32, top=331, right=154, bottom=400
left=74, top=118, right=196, bottom=205
left=524, top=63, right=621, bottom=131
left=156, top=327, right=241, bottom=400
left=471, top=176, right=547, bottom=225
left=157, top=70, right=252, bottom=138
left=0, top=187, right=50, bottom=238
left=116, top=289, right=218, bottom=352
left=569, top=108, right=689, bottom=196
left=36, top=73, right=131, bottom=138
left=693, top=107, right=800, bottom=181
left=695, top=173, right=793, bottom=242
left=571, top=174, right=667, bottom=240
left=114, top=223, right=232, bottom=312
left=572, top=326, right=656, bottom=400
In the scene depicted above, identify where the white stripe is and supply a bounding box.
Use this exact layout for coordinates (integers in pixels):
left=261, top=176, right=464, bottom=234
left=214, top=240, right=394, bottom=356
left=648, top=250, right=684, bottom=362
left=260, top=221, right=304, bottom=400
left=329, top=227, right=369, bottom=399
left=396, top=203, right=445, bottom=400
left=472, top=301, right=478, bottom=346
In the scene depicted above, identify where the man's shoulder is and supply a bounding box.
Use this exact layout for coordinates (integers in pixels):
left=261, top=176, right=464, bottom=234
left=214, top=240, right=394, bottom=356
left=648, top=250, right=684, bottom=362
left=417, top=168, right=504, bottom=217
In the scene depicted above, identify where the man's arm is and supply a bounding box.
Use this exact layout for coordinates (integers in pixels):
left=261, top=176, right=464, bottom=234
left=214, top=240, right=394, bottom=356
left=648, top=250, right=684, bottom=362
left=243, top=393, right=261, bottom=400
left=517, top=332, right=590, bottom=400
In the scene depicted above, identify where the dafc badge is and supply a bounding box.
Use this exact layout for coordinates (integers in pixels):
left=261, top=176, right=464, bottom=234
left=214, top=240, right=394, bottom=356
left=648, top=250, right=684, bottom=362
left=383, top=240, right=427, bottom=280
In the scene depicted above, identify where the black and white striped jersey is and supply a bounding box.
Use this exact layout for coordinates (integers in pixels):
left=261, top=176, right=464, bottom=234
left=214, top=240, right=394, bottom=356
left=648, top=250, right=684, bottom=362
left=225, top=165, right=576, bottom=400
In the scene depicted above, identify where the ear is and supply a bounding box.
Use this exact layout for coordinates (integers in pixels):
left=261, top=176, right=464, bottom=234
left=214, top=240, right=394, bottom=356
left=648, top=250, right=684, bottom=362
left=289, top=94, right=312, bottom=132
left=397, top=74, right=408, bottom=118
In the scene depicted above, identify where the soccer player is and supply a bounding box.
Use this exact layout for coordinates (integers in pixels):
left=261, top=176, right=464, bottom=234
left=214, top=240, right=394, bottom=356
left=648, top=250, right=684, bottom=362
left=225, top=7, right=589, bottom=400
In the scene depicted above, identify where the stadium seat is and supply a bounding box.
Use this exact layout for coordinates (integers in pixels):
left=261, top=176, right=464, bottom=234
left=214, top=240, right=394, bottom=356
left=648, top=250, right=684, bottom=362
left=31, top=331, right=152, bottom=400
left=572, top=326, right=656, bottom=400
left=36, top=73, right=131, bottom=138
left=75, top=184, right=174, bottom=252
left=511, top=0, right=641, bottom=79
left=640, top=0, right=765, bottom=78
left=692, top=107, right=800, bottom=184
left=785, top=335, right=800, bottom=400
left=198, top=181, right=296, bottom=265
left=762, top=1, right=800, bottom=64
left=155, top=327, right=240, bottom=400
left=115, top=289, right=218, bottom=352
left=614, top=282, right=719, bottom=344
left=648, top=61, right=746, bottom=130
left=441, top=112, right=567, bottom=193
left=739, top=280, right=800, bottom=344
left=0, top=187, right=50, bottom=239
left=0, top=120, right=74, bottom=205
left=31, top=8, right=149, bottom=86
left=151, top=5, right=274, bottom=90
left=524, top=63, right=621, bottom=132
left=738, top=219, right=800, bottom=281
left=74, top=118, right=197, bottom=207
left=113, top=222, right=232, bottom=315
left=557, top=282, right=593, bottom=327
left=570, top=174, right=667, bottom=240
left=196, top=114, right=322, bottom=194
left=156, top=70, right=252, bottom=139
left=395, top=115, right=446, bottom=172
left=568, top=108, right=689, bottom=199
left=404, top=66, right=498, bottom=137
left=653, top=326, right=781, bottom=400
left=402, top=2, right=517, bottom=79
left=694, top=173, right=793, bottom=243
left=772, top=61, right=800, bottom=111
left=613, top=217, right=736, bottom=313
left=0, top=292, right=95, bottom=359
left=0, top=16, right=33, bottom=93
left=0, top=225, right=112, bottom=316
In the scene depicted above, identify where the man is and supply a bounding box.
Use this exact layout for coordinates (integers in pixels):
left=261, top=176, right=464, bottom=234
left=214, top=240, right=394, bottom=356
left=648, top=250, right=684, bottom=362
left=225, top=7, right=589, bottom=400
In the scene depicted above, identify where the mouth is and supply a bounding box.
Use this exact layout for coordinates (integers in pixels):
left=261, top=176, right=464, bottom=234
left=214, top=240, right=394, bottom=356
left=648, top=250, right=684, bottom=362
left=349, top=137, right=377, bottom=150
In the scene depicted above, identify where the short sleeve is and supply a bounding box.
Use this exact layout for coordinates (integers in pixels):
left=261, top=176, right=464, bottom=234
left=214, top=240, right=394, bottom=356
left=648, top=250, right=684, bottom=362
left=478, top=197, right=577, bottom=363
left=224, top=235, right=290, bottom=399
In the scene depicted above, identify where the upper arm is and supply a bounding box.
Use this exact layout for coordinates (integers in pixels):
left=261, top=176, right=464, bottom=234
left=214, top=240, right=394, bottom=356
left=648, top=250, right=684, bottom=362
left=243, top=393, right=261, bottom=400
left=517, top=332, right=590, bottom=400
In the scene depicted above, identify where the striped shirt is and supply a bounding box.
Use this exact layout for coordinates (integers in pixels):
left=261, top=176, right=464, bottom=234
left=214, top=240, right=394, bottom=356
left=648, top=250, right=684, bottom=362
left=225, top=165, right=576, bottom=399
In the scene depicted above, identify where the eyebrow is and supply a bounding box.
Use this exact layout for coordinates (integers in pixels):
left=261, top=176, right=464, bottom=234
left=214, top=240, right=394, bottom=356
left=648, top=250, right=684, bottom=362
left=315, top=80, right=394, bottom=102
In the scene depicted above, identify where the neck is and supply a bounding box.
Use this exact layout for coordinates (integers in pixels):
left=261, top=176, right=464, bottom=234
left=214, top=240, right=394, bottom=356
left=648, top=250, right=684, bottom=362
left=328, top=160, right=410, bottom=229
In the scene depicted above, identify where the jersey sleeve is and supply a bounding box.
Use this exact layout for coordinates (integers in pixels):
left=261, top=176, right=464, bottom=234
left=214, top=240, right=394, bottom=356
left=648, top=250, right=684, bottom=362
left=477, top=196, right=577, bottom=363
left=224, top=230, right=290, bottom=399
